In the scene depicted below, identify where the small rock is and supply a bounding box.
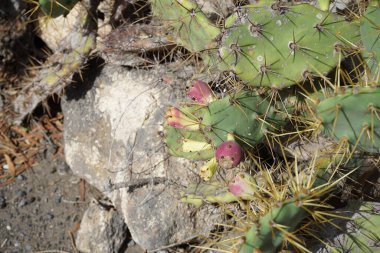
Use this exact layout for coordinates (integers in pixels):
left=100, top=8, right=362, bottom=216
left=28, top=196, right=36, bottom=204
left=50, top=167, right=57, bottom=174
left=25, top=244, right=32, bottom=251
left=16, top=174, right=26, bottom=181
left=69, top=176, right=81, bottom=184
left=57, top=163, right=71, bottom=175
left=0, top=196, right=6, bottom=208
left=126, top=243, right=145, bottom=253
left=17, top=197, right=36, bottom=207
left=44, top=213, right=54, bottom=220
left=76, top=201, right=128, bottom=253
left=15, top=190, right=26, bottom=198
left=17, top=199, right=28, bottom=208
left=55, top=195, right=62, bottom=204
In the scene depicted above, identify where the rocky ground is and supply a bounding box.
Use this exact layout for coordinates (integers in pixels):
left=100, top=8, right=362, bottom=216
left=0, top=154, right=89, bottom=252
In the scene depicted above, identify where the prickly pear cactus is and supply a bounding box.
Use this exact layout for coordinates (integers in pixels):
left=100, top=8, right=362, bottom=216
left=165, top=90, right=286, bottom=160
left=181, top=172, right=258, bottom=207
left=319, top=201, right=380, bottom=252
left=39, top=0, right=79, bottom=17
left=216, top=3, right=359, bottom=88
left=181, top=181, right=238, bottom=207
left=165, top=125, right=214, bottom=160
left=239, top=197, right=309, bottom=253
left=150, top=0, right=220, bottom=52
left=314, top=87, right=380, bottom=153
left=151, top=0, right=360, bottom=88
left=152, top=1, right=380, bottom=251
left=361, top=5, right=380, bottom=77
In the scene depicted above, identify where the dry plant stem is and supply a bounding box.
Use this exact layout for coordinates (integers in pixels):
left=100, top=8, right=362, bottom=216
left=11, top=0, right=100, bottom=125
left=0, top=113, right=64, bottom=186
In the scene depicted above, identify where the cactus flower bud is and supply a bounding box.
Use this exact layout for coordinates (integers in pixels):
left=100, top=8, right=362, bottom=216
left=215, top=140, right=243, bottom=169
left=228, top=173, right=256, bottom=199
left=187, top=80, right=215, bottom=104
left=165, top=107, right=199, bottom=131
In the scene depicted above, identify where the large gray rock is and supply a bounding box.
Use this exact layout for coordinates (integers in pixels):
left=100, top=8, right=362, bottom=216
left=62, top=63, right=220, bottom=250
left=76, top=200, right=128, bottom=253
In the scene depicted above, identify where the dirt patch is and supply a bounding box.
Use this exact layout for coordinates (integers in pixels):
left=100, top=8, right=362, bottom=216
left=0, top=155, right=90, bottom=252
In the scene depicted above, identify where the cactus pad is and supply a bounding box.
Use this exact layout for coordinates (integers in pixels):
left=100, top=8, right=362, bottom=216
left=361, top=6, right=380, bottom=77
left=181, top=181, right=238, bottom=207
left=199, top=91, right=284, bottom=147
left=316, top=87, right=380, bottom=153
left=239, top=197, right=309, bottom=253
left=165, top=125, right=214, bottom=160
left=39, top=0, right=79, bottom=17
left=217, top=3, right=359, bottom=88
left=165, top=91, right=287, bottom=162
left=150, top=0, right=220, bottom=52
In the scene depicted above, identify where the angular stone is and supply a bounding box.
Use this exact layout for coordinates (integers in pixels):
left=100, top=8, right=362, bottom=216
left=76, top=201, right=128, bottom=253
left=63, top=63, right=220, bottom=250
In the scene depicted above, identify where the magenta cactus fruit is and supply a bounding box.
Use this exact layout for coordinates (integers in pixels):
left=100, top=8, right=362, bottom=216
left=228, top=173, right=256, bottom=199
left=165, top=107, right=199, bottom=131
left=215, top=140, right=243, bottom=169
left=187, top=80, right=214, bottom=104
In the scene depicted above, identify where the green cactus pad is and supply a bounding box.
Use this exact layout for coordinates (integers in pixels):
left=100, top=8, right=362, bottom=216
left=200, top=91, right=284, bottom=147
left=239, top=197, right=309, bottom=253
left=181, top=182, right=238, bottom=207
left=361, top=6, right=380, bottom=77
left=217, top=4, right=359, bottom=88
left=165, top=125, right=214, bottom=160
left=39, top=0, right=79, bottom=18
left=316, top=87, right=380, bottom=153
left=165, top=91, right=288, bottom=161
left=323, top=201, right=380, bottom=252
left=150, top=0, right=220, bottom=52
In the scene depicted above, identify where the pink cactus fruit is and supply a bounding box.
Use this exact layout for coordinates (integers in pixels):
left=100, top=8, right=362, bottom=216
left=165, top=107, right=199, bottom=131
left=215, top=140, right=243, bottom=169
left=228, top=173, right=256, bottom=199
left=187, top=80, right=214, bottom=104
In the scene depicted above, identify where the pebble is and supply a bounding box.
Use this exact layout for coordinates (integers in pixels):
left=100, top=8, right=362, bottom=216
left=50, top=167, right=57, bottom=174
left=16, top=174, right=26, bottom=181
left=44, top=213, right=54, bottom=220
left=0, top=196, right=6, bottom=208
left=55, top=195, right=62, bottom=204
left=17, top=197, right=36, bottom=207
left=57, top=164, right=70, bottom=176
left=15, top=190, right=27, bottom=198
left=25, top=244, right=32, bottom=251
left=69, top=176, right=81, bottom=184
left=18, top=199, right=28, bottom=208
left=29, top=196, right=36, bottom=204
left=26, top=186, right=33, bottom=193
